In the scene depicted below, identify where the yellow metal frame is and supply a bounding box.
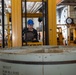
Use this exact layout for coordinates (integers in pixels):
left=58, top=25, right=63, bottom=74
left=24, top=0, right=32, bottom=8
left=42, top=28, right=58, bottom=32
left=11, top=0, right=57, bottom=47
left=57, top=27, right=64, bottom=45
left=23, top=13, right=42, bottom=18
left=6, top=13, right=12, bottom=48
left=0, top=42, right=1, bottom=47
left=12, top=0, right=22, bottom=47
left=22, top=0, right=43, bottom=2
left=48, top=0, right=57, bottom=45
left=23, top=42, right=43, bottom=46
left=8, top=13, right=42, bottom=18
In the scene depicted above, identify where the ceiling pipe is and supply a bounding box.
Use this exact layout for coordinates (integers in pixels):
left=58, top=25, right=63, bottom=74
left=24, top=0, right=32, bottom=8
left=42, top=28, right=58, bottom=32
left=34, top=4, right=42, bottom=13
left=32, top=3, right=42, bottom=13
left=33, top=4, right=42, bottom=13
left=30, top=2, right=42, bottom=13
left=30, top=2, right=38, bottom=13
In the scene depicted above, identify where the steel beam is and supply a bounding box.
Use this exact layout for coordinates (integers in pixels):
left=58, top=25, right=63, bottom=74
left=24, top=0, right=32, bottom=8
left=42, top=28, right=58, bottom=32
left=22, top=0, right=42, bottom=2
left=12, top=0, right=22, bottom=47
left=48, top=0, right=57, bottom=45
left=23, top=13, right=42, bottom=17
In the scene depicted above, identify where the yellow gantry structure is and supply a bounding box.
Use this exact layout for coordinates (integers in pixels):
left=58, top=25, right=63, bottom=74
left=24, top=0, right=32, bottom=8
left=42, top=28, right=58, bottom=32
left=48, top=0, right=57, bottom=45
left=11, top=0, right=57, bottom=47
left=12, top=0, right=22, bottom=47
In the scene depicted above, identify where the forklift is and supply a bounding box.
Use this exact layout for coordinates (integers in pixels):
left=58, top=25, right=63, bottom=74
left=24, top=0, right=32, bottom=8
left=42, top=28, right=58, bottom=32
left=1, top=0, right=57, bottom=48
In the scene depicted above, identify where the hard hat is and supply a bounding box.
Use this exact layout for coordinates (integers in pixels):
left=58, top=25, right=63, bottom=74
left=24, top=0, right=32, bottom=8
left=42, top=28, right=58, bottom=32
left=27, top=19, right=34, bottom=25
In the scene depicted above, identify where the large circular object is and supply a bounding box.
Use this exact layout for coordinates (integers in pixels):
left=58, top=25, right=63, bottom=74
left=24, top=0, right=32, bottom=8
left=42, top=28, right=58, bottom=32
left=0, top=46, right=76, bottom=75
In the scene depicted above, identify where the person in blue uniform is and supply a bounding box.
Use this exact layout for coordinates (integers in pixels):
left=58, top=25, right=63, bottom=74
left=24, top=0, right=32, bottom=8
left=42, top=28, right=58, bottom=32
left=22, top=19, right=38, bottom=42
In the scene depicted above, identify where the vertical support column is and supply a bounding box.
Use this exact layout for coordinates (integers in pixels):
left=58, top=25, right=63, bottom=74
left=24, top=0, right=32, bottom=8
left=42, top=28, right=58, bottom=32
left=6, top=13, right=11, bottom=48
left=12, top=0, right=22, bottom=47
left=48, top=0, right=57, bottom=45
left=74, top=29, right=76, bottom=40
left=2, top=0, right=5, bottom=48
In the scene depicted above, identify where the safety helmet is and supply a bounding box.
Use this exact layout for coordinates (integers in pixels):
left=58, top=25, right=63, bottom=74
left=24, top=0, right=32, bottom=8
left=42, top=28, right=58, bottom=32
left=27, top=19, right=34, bottom=25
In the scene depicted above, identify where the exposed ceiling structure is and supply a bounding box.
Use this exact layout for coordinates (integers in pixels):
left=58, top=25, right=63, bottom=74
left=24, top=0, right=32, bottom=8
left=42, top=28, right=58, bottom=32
left=58, top=0, right=76, bottom=6
left=0, top=0, right=76, bottom=14
left=22, top=2, right=42, bottom=13
left=0, top=0, right=11, bottom=14
left=0, top=0, right=42, bottom=14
